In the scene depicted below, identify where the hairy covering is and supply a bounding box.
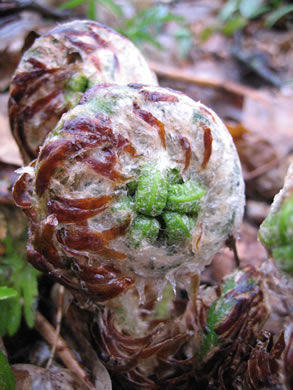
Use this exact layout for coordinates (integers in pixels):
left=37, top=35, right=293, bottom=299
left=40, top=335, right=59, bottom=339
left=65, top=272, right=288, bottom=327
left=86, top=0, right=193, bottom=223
left=14, top=84, right=244, bottom=304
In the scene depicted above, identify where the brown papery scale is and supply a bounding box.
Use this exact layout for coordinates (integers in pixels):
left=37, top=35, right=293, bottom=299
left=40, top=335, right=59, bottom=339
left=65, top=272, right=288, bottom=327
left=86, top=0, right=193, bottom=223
left=8, top=20, right=157, bottom=163
left=13, top=84, right=244, bottom=307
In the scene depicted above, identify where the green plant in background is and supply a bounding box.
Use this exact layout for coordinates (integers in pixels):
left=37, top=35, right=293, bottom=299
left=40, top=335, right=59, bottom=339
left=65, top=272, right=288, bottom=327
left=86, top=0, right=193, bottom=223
left=0, top=235, right=40, bottom=337
left=118, top=4, right=188, bottom=49
left=60, top=0, right=123, bottom=20
left=60, top=0, right=193, bottom=58
left=0, top=349, right=15, bottom=390
left=201, top=0, right=293, bottom=39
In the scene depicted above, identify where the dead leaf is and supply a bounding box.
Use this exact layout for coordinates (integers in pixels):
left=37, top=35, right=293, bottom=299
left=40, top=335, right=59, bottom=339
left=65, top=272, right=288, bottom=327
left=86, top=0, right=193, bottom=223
left=0, top=94, right=22, bottom=166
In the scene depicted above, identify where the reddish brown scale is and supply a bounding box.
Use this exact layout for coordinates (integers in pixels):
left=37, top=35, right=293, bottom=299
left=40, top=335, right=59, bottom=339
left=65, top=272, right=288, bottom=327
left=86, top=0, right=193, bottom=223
left=89, top=29, right=110, bottom=48
left=9, top=75, right=50, bottom=105
left=36, top=117, right=117, bottom=195
left=133, top=102, right=166, bottom=149
left=201, top=125, right=213, bottom=169
left=47, top=200, right=109, bottom=223
left=99, top=216, right=131, bottom=242
left=66, top=36, right=99, bottom=54
left=139, top=89, right=179, bottom=103
left=200, top=105, right=216, bottom=122
left=99, top=327, right=133, bottom=361
left=65, top=217, right=130, bottom=247
left=12, top=69, right=53, bottom=85
left=13, top=173, right=32, bottom=209
left=27, top=240, right=55, bottom=274
left=195, top=223, right=203, bottom=250
left=36, top=139, right=78, bottom=196
left=69, top=264, right=134, bottom=298
left=27, top=57, right=47, bottom=69
left=83, top=278, right=134, bottom=300
left=61, top=117, right=115, bottom=144
left=215, top=299, right=247, bottom=335
left=55, top=194, right=114, bottom=210
left=61, top=26, right=110, bottom=49
left=117, top=135, right=138, bottom=157
left=105, top=312, right=151, bottom=347
left=73, top=265, right=117, bottom=283
left=33, top=216, right=65, bottom=269
left=57, top=220, right=130, bottom=260
left=20, top=90, right=60, bottom=121
left=90, top=55, right=102, bottom=71
left=85, top=156, right=120, bottom=181
left=178, top=135, right=191, bottom=172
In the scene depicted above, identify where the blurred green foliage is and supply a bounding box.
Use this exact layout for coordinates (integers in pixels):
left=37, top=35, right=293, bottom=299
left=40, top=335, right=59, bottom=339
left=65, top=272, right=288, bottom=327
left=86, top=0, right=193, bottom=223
left=0, top=235, right=39, bottom=337
left=60, top=0, right=193, bottom=58
left=201, top=0, right=293, bottom=40
left=0, top=350, right=15, bottom=390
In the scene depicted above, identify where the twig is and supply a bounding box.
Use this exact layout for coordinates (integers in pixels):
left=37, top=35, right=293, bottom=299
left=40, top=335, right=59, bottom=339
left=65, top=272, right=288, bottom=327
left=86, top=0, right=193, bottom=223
left=35, top=311, right=95, bottom=390
left=148, top=60, right=273, bottom=104
left=244, top=158, right=281, bottom=181
left=244, top=150, right=292, bottom=181
left=46, top=285, right=64, bottom=369
left=0, top=0, right=72, bottom=20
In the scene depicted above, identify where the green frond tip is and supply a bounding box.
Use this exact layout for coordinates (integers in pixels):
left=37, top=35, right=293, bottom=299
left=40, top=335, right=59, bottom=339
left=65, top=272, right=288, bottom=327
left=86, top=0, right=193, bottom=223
left=163, top=212, right=195, bottom=244
left=0, top=350, right=16, bottom=390
left=199, top=271, right=240, bottom=360
left=166, top=180, right=206, bottom=214
left=66, top=74, right=89, bottom=93
left=135, top=164, right=168, bottom=217
left=128, top=215, right=160, bottom=248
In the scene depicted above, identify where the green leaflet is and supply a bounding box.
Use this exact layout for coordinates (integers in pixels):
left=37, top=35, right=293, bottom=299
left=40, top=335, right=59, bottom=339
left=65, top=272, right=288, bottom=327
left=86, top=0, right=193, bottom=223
left=167, top=168, right=183, bottom=185
left=66, top=74, right=89, bottom=92
left=128, top=216, right=160, bottom=248
left=125, top=164, right=203, bottom=246
left=64, top=74, right=89, bottom=109
left=111, top=196, right=135, bottom=224
left=200, top=274, right=238, bottom=360
left=166, top=180, right=206, bottom=214
left=135, top=164, right=168, bottom=217
left=0, top=350, right=15, bottom=390
left=163, top=212, right=195, bottom=243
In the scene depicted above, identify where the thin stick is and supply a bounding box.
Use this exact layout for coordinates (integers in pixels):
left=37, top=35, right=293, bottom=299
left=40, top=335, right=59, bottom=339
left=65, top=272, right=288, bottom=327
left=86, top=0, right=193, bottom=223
left=35, top=311, right=95, bottom=390
left=243, top=151, right=291, bottom=181
left=46, top=285, right=64, bottom=369
left=149, top=60, right=273, bottom=104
